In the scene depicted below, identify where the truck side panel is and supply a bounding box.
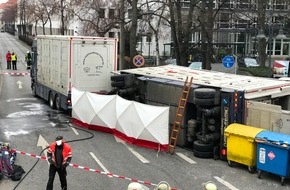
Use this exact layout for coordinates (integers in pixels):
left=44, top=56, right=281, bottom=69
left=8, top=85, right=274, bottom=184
left=72, top=40, right=115, bottom=92
left=245, top=101, right=290, bottom=134
left=32, top=35, right=117, bottom=110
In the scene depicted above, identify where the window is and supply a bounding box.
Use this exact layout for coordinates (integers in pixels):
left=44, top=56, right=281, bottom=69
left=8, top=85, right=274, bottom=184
left=127, top=8, right=132, bottom=19
left=109, top=9, right=115, bottom=19
left=219, top=0, right=233, bottom=9
left=275, top=39, right=282, bottom=55
left=99, top=8, right=105, bottom=18
left=237, top=0, right=250, bottom=9
left=236, top=19, right=247, bottom=28
left=146, top=35, right=152, bottom=43
left=109, top=32, right=115, bottom=38
left=274, top=0, right=287, bottom=10
left=282, top=43, right=289, bottom=56
left=220, top=13, right=230, bottom=22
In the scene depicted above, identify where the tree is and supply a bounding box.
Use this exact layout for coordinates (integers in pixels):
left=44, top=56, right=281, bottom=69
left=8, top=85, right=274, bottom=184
left=140, top=0, right=167, bottom=66
left=1, top=0, right=18, bottom=31
left=70, top=0, right=119, bottom=36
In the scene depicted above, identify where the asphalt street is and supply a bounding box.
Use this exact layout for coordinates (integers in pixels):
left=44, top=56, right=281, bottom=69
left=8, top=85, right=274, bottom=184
left=0, top=33, right=288, bottom=190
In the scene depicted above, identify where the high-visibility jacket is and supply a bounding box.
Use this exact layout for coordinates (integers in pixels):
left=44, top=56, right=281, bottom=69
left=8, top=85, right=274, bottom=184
left=47, top=142, right=72, bottom=165
left=11, top=54, right=17, bottom=61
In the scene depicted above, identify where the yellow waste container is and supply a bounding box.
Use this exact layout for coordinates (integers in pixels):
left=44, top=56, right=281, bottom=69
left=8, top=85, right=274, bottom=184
left=224, top=123, right=265, bottom=173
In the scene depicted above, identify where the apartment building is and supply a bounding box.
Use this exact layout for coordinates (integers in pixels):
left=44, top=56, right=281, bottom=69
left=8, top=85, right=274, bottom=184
left=214, top=0, right=289, bottom=60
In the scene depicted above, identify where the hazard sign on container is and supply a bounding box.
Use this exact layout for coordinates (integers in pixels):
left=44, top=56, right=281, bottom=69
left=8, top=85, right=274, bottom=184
left=133, top=55, right=145, bottom=67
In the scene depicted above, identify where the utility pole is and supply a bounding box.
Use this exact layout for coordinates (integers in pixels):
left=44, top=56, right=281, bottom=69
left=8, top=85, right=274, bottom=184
left=119, top=0, right=125, bottom=69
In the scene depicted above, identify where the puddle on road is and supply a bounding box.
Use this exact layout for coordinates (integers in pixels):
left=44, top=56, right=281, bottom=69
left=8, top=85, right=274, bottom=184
left=6, top=98, right=38, bottom=103
left=46, top=110, right=70, bottom=129
left=4, top=129, right=30, bottom=139
left=7, top=110, right=46, bottom=118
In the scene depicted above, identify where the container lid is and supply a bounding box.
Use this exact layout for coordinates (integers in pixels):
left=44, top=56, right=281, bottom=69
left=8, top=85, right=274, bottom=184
left=256, top=130, right=290, bottom=145
left=225, top=123, right=265, bottom=138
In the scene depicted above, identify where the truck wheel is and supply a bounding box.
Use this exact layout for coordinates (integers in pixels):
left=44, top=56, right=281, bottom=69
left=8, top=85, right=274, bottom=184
left=111, top=81, right=125, bottom=88
left=111, top=74, right=126, bottom=81
left=193, top=140, right=214, bottom=152
left=193, top=150, right=213, bottom=158
left=32, top=83, right=37, bottom=97
left=194, top=97, right=215, bottom=106
left=208, top=118, right=216, bottom=125
left=49, top=93, right=55, bottom=109
left=55, top=94, right=61, bottom=110
left=194, top=88, right=216, bottom=99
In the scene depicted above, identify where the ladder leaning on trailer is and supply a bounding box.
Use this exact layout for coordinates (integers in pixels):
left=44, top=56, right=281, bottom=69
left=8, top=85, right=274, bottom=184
left=168, top=77, right=193, bottom=154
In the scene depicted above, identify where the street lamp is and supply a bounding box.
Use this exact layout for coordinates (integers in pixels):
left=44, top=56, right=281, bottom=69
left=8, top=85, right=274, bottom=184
left=257, top=24, right=287, bottom=68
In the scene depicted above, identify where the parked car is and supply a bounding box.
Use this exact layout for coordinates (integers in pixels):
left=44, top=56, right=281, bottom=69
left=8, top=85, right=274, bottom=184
left=238, top=57, right=259, bottom=67
left=189, top=62, right=202, bottom=70
left=164, top=58, right=177, bottom=65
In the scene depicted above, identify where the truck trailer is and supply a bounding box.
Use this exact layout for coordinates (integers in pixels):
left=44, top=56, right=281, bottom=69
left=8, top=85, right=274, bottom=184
left=31, top=35, right=118, bottom=111
left=113, top=65, right=290, bottom=160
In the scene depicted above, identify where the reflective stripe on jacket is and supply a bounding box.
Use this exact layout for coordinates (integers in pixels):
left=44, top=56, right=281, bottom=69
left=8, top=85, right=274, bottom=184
left=47, top=142, right=72, bottom=165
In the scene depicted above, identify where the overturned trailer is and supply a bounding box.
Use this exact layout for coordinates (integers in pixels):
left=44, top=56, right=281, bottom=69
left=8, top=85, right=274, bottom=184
left=112, top=65, right=290, bottom=160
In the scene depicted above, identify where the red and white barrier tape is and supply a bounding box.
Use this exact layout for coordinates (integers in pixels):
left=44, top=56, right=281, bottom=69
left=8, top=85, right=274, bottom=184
left=1, top=72, right=30, bottom=76
left=12, top=149, right=180, bottom=190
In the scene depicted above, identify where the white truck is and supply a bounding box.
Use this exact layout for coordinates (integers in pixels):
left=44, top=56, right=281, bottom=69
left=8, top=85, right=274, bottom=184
left=31, top=35, right=118, bottom=111
left=114, top=65, right=290, bottom=160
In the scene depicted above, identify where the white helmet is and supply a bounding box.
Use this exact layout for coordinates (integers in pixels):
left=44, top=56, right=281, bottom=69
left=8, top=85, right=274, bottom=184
left=27, top=51, right=30, bottom=53
left=127, top=182, right=144, bottom=190
left=203, top=181, right=217, bottom=190
left=156, top=181, right=171, bottom=190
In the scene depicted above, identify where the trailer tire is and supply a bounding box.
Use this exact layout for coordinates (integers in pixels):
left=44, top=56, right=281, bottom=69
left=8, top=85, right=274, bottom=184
left=32, top=83, right=37, bottom=97
left=111, top=81, right=125, bottom=88
left=111, top=75, right=126, bottom=81
left=49, top=93, right=55, bottom=109
left=194, top=88, right=216, bottom=99
left=193, top=140, right=214, bottom=152
left=193, top=150, right=213, bottom=158
left=55, top=94, right=61, bottom=110
left=208, top=118, right=216, bottom=125
left=194, top=97, right=215, bottom=106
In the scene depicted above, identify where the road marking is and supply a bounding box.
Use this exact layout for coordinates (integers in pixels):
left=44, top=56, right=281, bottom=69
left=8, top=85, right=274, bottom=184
left=176, top=152, right=196, bottom=164
left=214, top=176, right=240, bottom=190
left=89, top=152, right=112, bottom=177
left=17, top=81, right=22, bottom=89
left=122, top=142, right=150, bottom=164
left=71, top=127, right=79, bottom=135
left=114, top=136, right=149, bottom=163
left=37, top=135, right=50, bottom=165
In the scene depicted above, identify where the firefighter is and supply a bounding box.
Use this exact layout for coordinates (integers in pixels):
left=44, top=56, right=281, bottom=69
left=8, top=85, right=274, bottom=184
left=46, top=136, right=72, bottom=190
left=203, top=181, right=218, bottom=190
left=25, top=50, right=32, bottom=69
left=155, top=181, right=171, bottom=190
left=127, top=182, right=144, bottom=190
